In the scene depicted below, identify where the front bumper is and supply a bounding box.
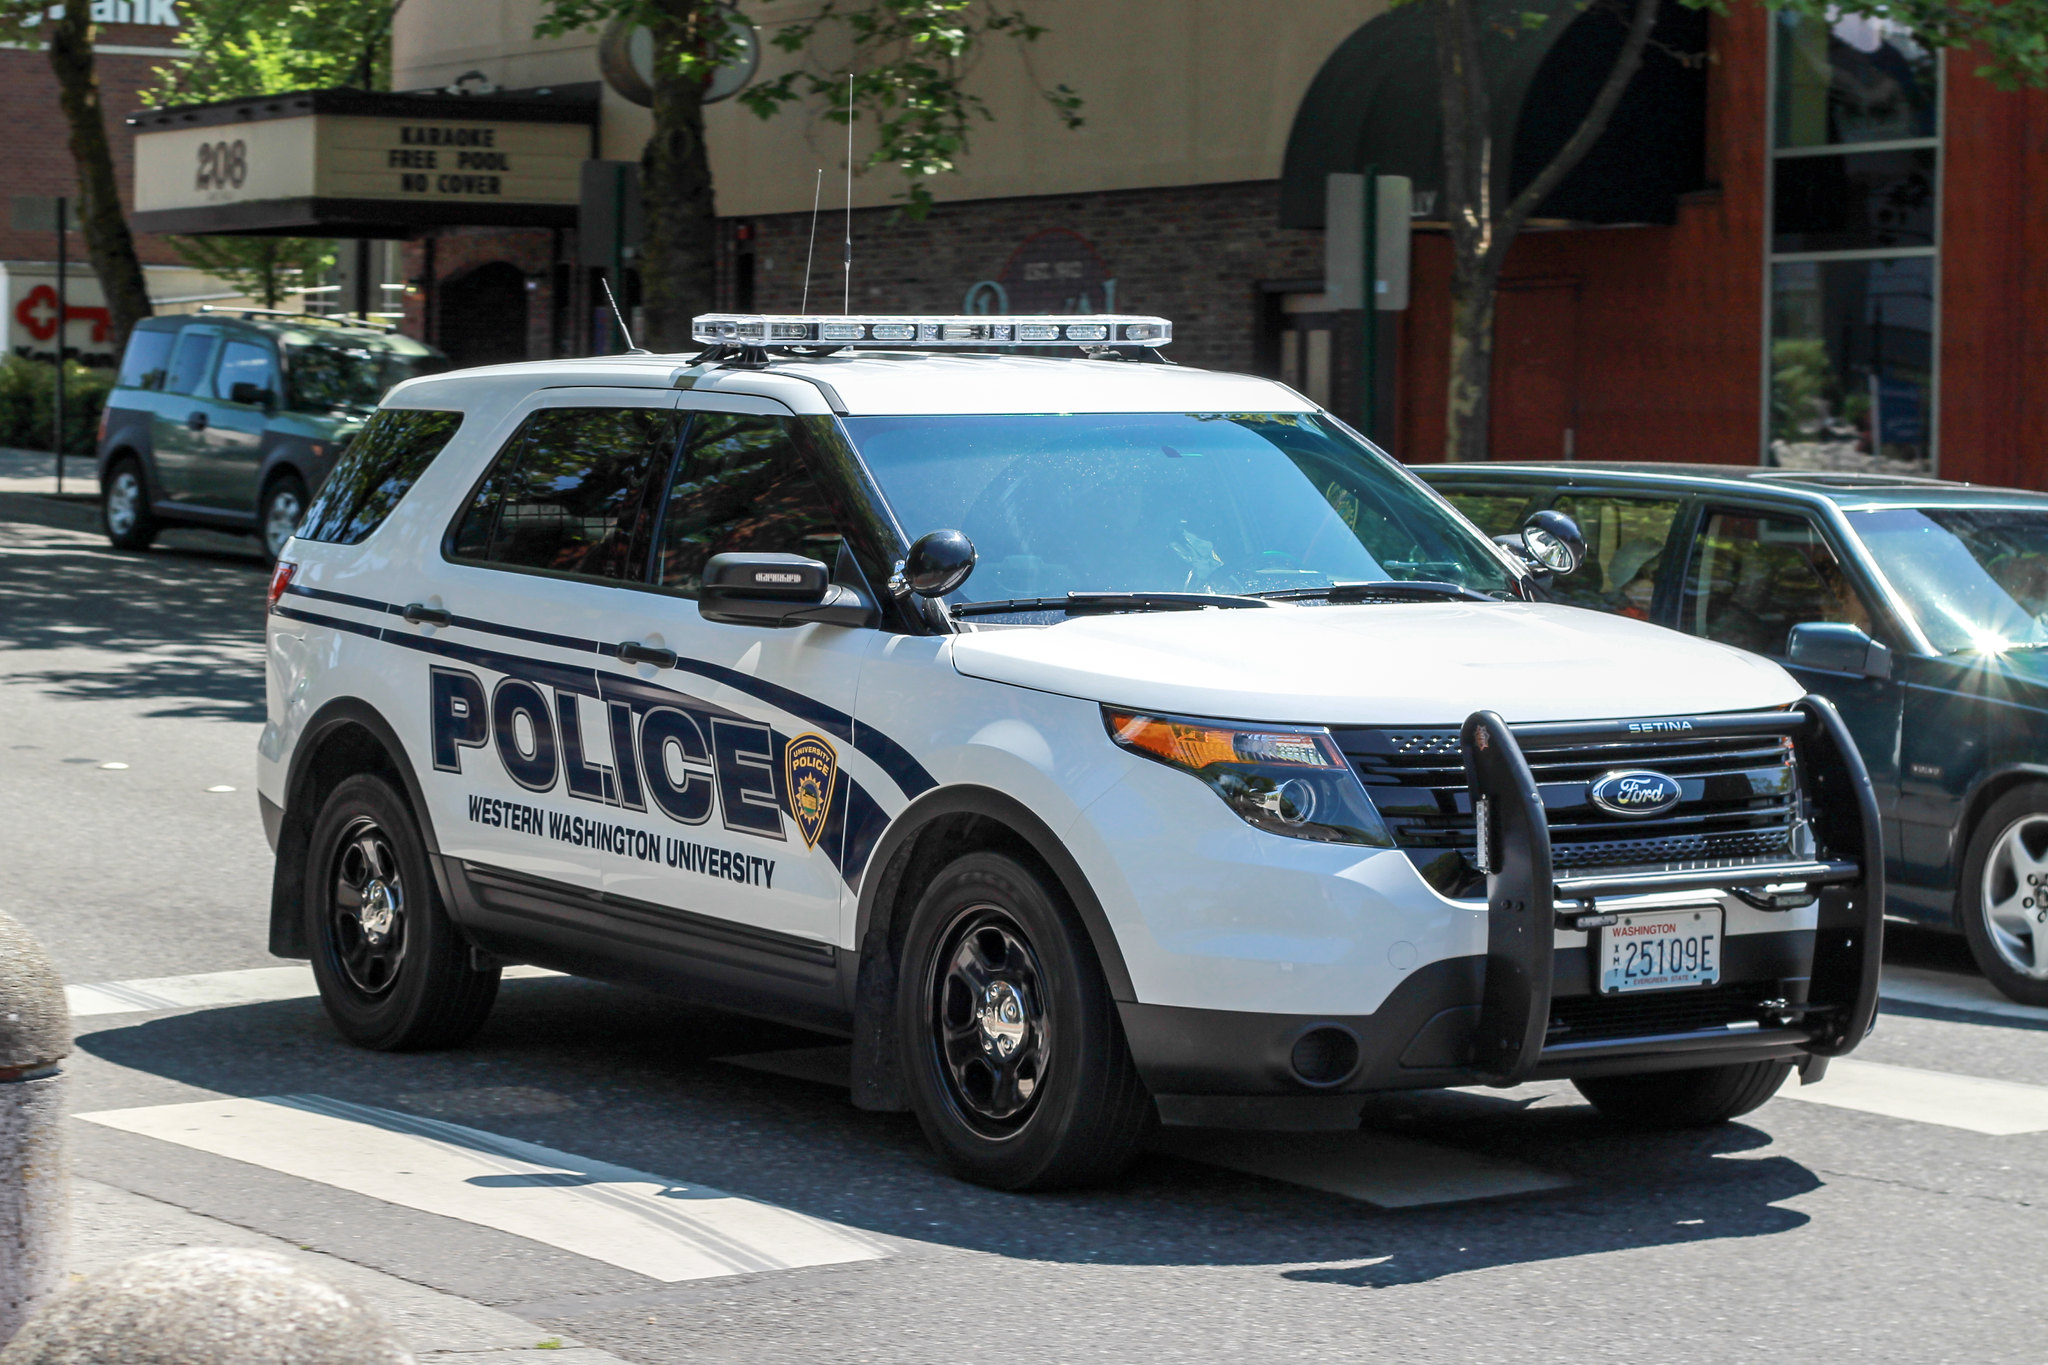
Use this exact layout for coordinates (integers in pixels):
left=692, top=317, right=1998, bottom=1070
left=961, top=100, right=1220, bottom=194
left=1118, top=696, right=1883, bottom=1108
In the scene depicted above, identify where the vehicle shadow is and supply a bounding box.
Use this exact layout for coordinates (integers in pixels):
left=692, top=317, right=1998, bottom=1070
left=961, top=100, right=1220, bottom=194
left=0, top=495, right=267, bottom=722
left=73, top=976, right=1821, bottom=1287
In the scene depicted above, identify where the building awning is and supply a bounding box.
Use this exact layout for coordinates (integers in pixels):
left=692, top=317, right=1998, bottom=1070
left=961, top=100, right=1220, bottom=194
left=1278, top=0, right=1707, bottom=230
left=127, top=87, right=599, bottom=239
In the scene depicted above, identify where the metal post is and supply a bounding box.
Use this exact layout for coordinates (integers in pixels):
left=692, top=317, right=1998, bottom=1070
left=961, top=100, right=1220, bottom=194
left=0, top=911, right=72, bottom=1341
left=1360, top=167, right=1377, bottom=442
left=52, top=197, right=65, bottom=497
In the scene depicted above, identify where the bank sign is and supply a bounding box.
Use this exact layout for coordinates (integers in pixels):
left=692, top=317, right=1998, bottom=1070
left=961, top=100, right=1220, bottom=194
left=133, top=114, right=585, bottom=215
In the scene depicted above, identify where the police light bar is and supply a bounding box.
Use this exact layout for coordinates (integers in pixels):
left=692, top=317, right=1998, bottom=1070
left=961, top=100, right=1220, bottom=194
left=691, top=313, right=1172, bottom=348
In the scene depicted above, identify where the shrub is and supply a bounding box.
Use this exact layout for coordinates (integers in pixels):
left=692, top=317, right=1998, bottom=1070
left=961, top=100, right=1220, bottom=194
left=0, top=356, right=117, bottom=457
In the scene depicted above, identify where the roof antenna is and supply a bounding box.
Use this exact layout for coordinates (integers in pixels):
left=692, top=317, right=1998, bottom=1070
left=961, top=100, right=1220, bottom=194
left=844, top=72, right=854, bottom=315
left=800, top=168, right=823, bottom=315
left=600, top=275, right=648, bottom=355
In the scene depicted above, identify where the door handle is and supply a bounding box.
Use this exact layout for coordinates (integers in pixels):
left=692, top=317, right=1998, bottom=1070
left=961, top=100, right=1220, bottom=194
left=186, top=411, right=208, bottom=431
left=617, top=641, right=677, bottom=669
left=401, top=603, right=451, bottom=628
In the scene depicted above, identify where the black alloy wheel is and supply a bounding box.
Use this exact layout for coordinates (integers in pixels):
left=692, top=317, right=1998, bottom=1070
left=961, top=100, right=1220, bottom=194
left=328, top=816, right=409, bottom=997
left=898, top=851, right=1152, bottom=1190
left=932, top=906, right=1054, bottom=1135
left=305, top=773, right=499, bottom=1050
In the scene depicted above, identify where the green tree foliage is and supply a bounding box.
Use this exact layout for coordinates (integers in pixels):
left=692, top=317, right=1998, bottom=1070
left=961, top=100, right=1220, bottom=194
left=164, top=234, right=338, bottom=310
left=142, top=0, right=402, bottom=104
left=533, top=0, right=1082, bottom=349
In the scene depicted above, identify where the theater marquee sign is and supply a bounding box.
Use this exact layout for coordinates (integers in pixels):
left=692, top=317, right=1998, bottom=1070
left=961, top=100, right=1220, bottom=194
left=129, top=89, right=594, bottom=238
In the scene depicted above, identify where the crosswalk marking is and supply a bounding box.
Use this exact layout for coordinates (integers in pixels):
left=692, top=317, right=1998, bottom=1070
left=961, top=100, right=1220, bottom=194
left=1777, top=1058, right=2048, bottom=1135
left=1879, top=965, right=2048, bottom=1026
left=67, top=963, right=561, bottom=1017
left=78, top=1095, right=891, bottom=1282
left=1146, top=1127, right=1572, bottom=1207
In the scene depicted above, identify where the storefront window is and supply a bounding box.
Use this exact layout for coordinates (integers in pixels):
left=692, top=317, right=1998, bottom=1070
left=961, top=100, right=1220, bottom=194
left=1767, top=11, right=1939, bottom=475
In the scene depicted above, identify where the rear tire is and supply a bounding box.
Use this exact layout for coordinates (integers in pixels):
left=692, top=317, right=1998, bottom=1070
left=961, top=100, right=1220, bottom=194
left=898, top=851, right=1152, bottom=1190
left=260, top=472, right=309, bottom=562
left=1957, top=784, right=2048, bottom=1007
left=101, top=459, right=158, bottom=552
left=305, top=773, right=498, bottom=1050
left=1573, top=1059, right=1793, bottom=1128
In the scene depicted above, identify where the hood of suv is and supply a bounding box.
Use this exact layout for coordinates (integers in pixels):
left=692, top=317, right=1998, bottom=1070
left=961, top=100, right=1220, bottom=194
left=948, top=602, right=1802, bottom=725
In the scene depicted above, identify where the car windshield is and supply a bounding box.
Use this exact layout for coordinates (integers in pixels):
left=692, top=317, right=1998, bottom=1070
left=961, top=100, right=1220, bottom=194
left=283, top=336, right=443, bottom=413
left=842, top=412, right=1517, bottom=606
left=1849, top=506, right=2048, bottom=653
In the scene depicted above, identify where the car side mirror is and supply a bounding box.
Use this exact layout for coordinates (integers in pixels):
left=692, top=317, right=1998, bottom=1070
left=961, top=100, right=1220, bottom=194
left=895, top=529, right=976, bottom=598
left=698, top=552, right=877, bottom=629
left=229, top=381, right=275, bottom=408
left=1517, top=509, right=1585, bottom=576
left=1787, top=622, right=1892, bottom=679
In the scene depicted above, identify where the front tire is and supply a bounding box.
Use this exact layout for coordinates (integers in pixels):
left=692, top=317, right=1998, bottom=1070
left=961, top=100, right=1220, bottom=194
left=1573, top=1059, right=1793, bottom=1127
left=898, top=851, right=1151, bottom=1190
left=305, top=774, right=499, bottom=1050
left=101, top=459, right=158, bottom=552
left=1958, top=784, right=2048, bottom=1006
left=260, top=472, right=309, bottom=562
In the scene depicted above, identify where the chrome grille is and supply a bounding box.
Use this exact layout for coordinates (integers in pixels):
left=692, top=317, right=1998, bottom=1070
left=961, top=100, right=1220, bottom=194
left=1335, top=725, right=1805, bottom=897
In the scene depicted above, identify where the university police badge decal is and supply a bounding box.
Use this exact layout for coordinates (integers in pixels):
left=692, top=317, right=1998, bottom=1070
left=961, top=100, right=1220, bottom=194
left=784, top=734, right=838, bottom=850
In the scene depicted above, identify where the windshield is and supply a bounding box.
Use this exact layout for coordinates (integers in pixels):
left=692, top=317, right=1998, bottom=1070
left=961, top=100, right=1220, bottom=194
left=283, top=337, right=444, bottom=413
left=842, top=412, right=1517, bottom=604
left=1850, top=506, right=2048, bottom=652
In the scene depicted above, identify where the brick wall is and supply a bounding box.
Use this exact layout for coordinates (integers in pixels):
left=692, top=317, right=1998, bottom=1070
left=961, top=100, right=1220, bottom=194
left=0, top=33, right=192, bottom=268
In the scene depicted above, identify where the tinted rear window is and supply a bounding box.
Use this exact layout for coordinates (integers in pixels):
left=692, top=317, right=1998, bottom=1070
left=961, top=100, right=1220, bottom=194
left=298, top=409, right=465, bottom=545
left=117, top=328, right=177, bottom=391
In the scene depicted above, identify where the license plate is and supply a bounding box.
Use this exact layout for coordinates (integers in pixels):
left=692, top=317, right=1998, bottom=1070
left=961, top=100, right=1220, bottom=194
left=1599, top=908, right=1723, bottom=994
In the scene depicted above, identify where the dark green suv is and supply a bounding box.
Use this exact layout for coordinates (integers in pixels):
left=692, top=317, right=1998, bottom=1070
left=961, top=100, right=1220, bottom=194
left=95, top=312, right=446, bottom=559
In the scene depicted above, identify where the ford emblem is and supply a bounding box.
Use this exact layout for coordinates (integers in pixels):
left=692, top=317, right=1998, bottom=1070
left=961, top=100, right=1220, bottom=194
left=1588, top=769, right=1683, bottom=819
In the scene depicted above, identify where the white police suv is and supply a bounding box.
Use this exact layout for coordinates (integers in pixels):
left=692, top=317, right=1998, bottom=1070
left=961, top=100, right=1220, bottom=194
left=260, top=313, right=1883, bottom=1189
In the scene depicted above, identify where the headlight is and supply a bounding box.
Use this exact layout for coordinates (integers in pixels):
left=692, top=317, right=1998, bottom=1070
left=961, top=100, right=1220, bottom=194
left=1103, top=708, right=1394, bottom=847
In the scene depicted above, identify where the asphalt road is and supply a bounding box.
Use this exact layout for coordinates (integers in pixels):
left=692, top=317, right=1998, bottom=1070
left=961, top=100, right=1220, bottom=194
left=3, top=479, right=2046, bottom=1364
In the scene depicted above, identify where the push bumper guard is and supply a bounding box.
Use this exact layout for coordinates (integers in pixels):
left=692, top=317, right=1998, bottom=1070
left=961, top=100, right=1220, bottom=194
left=1460, top=696, right=1883, bottom=1086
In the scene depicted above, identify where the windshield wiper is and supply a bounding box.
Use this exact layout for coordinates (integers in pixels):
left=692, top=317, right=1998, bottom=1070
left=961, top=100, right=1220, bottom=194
left=951, top=591, right=1274, bottom=619
left=1252, top=580, right=1497, bottom=604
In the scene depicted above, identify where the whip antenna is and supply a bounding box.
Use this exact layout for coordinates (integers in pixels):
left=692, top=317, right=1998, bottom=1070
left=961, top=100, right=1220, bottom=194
left=844, top=72, right=853, bottom=315
left=800, top=168, right=823, bottom=315
left=600, top=275, right=647, bottom=354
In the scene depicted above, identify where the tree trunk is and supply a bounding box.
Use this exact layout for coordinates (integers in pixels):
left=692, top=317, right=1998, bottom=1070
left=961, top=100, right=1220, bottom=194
left=1446, top=253, right=1503, bottom=465
left=638, top=0, right=720, bottom=353
left=1430, top=0, right=1665, bottom=462
left=47, top=0, right=151, bottom=356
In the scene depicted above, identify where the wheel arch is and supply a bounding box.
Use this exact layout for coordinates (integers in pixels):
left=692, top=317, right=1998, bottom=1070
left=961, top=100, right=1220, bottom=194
left=270, top=697, right=439, bottom=958
left=1957, top=766, right=2048, bottom=873
left=846, top=783, right=1134, bottom=1113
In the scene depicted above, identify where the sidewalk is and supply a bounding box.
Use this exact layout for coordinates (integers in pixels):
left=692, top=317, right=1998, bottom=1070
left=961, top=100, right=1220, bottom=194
left=0, top=447, right=93, bottom=497
left=71, top=1177, right=631, bottom=1365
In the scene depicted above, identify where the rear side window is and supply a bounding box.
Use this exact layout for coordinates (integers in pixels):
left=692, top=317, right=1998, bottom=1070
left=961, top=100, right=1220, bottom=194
left=656, top=413, right=845, bottom=597
left=298, top=409, right=465, bottom=545
left=449, top=407, right=682, bottom=583
left=116, top=328, right=176, bottom=391
left=163, top=329, right=219, bottom=397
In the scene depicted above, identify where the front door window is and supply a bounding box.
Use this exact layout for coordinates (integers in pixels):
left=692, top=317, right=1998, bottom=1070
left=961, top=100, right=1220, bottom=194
left=1679, top=508, right=1872, bottom=657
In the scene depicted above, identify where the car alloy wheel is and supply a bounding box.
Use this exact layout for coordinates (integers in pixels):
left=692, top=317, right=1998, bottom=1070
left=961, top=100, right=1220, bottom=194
left=105, top=469, right=142, bottom=537
left=327, top=815, right=410, bottom=997
left=1981, top=811, right=2048, bottom=980
left=264, top=483, right=306, bottom=561
left=928, top=904, right=1052, bottom=1137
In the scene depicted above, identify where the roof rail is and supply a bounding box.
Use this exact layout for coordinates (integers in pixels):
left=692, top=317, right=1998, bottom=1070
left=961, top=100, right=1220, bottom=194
left=196, top=305, right=399, bottom=334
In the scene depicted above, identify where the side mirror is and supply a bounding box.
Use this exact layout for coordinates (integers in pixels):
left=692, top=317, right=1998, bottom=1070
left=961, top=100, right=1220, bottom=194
left=896, top=529, right=976, bottom=598
left=698, top=552, right=877, bottom=629
left=1518, top=509, right=1585, bottom=577
left=229, top=381, right=274, bottom=408
left=1787, top=622, right=1892, bottom=679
